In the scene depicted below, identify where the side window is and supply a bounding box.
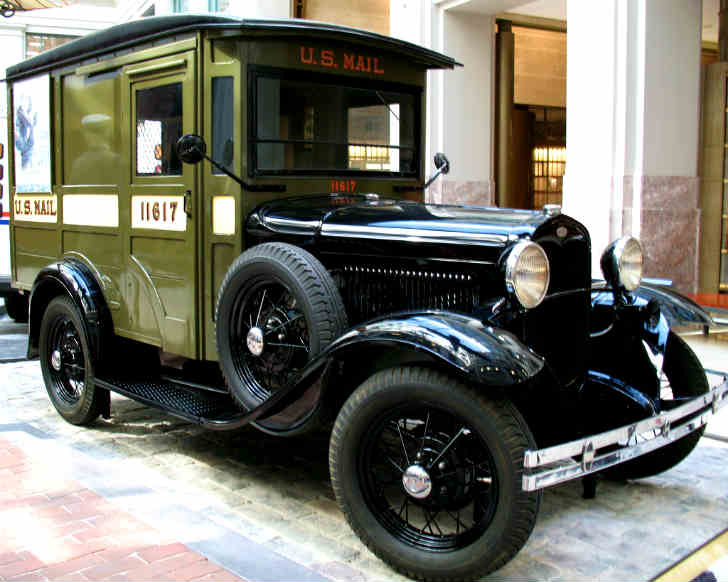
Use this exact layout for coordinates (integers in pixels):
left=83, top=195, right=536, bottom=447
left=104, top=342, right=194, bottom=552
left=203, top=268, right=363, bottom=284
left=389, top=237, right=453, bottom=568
left=135, top=82, right=182, bottom=176
left=212, top=76, right=234, bottom=174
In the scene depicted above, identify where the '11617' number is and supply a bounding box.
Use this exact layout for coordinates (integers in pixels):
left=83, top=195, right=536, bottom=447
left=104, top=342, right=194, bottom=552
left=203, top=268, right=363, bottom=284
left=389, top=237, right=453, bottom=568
left=140, top=200, right=178, bottom=223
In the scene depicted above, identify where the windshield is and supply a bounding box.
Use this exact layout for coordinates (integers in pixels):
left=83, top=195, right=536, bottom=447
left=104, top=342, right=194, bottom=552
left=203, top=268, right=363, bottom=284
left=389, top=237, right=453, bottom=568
left=249, top=68, right=420, bottom=177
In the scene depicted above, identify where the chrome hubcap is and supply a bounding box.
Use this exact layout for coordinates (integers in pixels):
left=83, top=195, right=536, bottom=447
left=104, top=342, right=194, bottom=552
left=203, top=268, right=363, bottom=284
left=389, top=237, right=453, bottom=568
left=246, top=326, right=264, bottom=356
left=402, top=465, right=432, bottom=499
left=51, top=349, right=62, bottom=371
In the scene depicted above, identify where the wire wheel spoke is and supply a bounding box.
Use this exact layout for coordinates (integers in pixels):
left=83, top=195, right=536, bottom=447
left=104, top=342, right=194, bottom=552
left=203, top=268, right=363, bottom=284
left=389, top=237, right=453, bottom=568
left=361, top=403, right=499, bottom=551
left=264, top=313, right=303, bottom=336
left=422, top=509, right=443, bottom=536
left=266, top=342, right=309, bottom=350
left=232, top=280, right=311, bottom=399
left=48, top=315, right=85, bottom=405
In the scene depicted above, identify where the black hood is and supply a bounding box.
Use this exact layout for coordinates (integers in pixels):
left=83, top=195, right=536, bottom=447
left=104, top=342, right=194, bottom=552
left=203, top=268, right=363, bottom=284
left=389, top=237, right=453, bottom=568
left=247, top=195, right=556, bottom=250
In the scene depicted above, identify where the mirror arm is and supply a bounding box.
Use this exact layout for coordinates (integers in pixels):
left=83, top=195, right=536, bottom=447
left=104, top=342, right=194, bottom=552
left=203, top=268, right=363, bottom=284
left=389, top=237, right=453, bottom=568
left=201, top=152, right=286, bottom=193
left=393, top=161, right=450, bottom=193
left=423, top=162, right=449, bottom=189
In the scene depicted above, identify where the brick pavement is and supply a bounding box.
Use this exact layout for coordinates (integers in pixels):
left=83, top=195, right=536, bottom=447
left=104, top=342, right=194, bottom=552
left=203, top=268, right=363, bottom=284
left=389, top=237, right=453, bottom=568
left=0, top=437, right=244, bottom=582
left=0, top=337, right=727, bottom=581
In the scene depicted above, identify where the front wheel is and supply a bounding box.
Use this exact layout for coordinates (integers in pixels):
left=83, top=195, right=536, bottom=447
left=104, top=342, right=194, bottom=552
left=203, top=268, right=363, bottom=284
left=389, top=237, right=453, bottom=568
left=329, top=367, right=540, bottom=582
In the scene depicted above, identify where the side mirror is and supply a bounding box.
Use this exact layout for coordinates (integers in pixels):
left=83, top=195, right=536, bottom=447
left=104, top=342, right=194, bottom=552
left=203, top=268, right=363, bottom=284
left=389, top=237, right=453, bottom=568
left=434, top=153, right=450, bottom=174
left=176, top=134, right=207, bottom=164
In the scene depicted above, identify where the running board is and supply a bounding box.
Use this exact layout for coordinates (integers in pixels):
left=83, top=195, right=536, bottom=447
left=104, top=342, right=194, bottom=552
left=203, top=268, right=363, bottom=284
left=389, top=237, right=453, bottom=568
left=93, top=363, right=326, bottom=431
left=94, top=375, right=241, bottom=425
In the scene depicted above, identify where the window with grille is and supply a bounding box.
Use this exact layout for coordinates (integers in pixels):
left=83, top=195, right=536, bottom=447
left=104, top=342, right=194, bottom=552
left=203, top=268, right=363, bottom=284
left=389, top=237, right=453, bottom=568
left=25, top=33, right=77, bottom=59
left=172, top=0, right=189, bottom=13
left=529, top=106, right=565, bottom=208
left=532, top=146, right=565, bottom=208
left=209, top=0, right=230, bottom=11
left=135, top=83, right=183, bottom=176
left=721, top=82, right=728, bottom=291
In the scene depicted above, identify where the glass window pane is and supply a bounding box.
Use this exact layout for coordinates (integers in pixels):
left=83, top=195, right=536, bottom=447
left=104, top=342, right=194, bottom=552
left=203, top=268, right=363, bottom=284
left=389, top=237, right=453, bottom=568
left=253, top=74, right=418, bottom=175
left=135, top=83, right=182, bottom=176
left=212, top=76, right=234, bottom=174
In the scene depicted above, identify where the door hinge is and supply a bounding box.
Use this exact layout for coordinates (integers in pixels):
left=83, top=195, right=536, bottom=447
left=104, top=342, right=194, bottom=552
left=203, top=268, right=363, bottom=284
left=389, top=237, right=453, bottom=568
left=184, top=190, right=192, bottom=218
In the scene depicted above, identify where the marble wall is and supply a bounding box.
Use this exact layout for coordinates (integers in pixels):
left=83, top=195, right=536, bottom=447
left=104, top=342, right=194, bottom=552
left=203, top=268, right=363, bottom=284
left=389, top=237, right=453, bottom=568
left=426, top=179, right=495, bottom=206
left=425, top=175, right=699, bottom=293
left=629, top=176, right=700, bottom=294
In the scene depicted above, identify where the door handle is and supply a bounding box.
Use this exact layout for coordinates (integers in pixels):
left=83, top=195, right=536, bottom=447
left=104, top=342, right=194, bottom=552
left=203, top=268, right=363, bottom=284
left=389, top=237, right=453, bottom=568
left=184, top=190, right=192, bottom=218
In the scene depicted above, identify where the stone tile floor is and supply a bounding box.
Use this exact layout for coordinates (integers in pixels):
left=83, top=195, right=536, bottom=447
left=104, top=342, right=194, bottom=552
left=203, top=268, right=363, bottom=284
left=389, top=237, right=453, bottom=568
left=0, top=331, right=726, bottom=581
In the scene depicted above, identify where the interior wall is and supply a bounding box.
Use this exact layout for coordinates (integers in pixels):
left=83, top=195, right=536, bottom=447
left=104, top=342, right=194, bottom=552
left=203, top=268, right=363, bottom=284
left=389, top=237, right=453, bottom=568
left=304, top=0, right=389, bottom=35
left=643, top=0, right=701, bottom=177
left=441, top=10, right=494, bottom=183
left=514, top=26, right=566, bottom=107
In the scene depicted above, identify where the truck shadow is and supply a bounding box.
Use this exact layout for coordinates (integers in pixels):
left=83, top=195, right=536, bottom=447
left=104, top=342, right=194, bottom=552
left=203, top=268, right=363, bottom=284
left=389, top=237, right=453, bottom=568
left=85, top=395, right=728, bottom=581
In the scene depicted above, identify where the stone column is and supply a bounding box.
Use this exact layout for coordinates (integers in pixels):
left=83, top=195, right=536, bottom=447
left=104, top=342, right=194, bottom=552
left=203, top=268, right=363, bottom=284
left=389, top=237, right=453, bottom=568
left=494, top=19, right=514, bottom=208
left=720, top=0, right=728, bottom=61
left=563, top=0, right=701, bottom=292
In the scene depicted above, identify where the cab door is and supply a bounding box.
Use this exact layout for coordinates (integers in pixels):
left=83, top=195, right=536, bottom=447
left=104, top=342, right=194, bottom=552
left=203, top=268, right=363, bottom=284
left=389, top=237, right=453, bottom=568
left=200, top=44, right=244, bottom=360
left=121, top=52, right=199, bottom=358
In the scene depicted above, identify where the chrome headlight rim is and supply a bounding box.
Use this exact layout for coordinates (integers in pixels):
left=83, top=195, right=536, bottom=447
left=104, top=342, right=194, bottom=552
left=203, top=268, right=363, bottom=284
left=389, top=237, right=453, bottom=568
left=504, top=240, right=550, bottom=309
left=601, top=235, right=643, bottom=292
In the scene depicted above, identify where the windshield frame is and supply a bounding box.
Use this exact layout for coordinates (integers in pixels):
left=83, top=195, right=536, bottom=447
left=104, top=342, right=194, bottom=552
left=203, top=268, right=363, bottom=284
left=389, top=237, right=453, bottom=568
left=247, top=65, right=422, bottom=179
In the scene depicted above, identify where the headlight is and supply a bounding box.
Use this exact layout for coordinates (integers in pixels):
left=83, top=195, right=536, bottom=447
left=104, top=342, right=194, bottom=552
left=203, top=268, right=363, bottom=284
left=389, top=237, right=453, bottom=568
left=600, top=236, right=643, bottom=291
left=504, top=240, right=550, bottom=309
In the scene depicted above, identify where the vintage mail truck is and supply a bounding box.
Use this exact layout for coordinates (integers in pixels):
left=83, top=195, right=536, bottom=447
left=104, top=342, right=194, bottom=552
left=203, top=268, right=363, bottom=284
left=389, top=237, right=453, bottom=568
left=6, top=14, right=728, bottom=581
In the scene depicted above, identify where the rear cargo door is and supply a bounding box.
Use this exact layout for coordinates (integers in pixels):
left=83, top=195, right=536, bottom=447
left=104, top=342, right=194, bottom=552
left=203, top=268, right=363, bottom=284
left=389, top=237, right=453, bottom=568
left=122, top=52, right=199, bottom=358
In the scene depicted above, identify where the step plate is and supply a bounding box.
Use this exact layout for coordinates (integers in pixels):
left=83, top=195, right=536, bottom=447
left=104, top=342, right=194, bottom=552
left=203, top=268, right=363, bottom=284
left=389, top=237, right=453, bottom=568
left=95, top=375, right=237, bottom=423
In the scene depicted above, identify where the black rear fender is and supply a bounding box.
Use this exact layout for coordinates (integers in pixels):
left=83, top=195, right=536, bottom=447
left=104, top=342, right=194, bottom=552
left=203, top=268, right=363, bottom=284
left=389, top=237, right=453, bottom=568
left=27, top=259, right=112, bottom=365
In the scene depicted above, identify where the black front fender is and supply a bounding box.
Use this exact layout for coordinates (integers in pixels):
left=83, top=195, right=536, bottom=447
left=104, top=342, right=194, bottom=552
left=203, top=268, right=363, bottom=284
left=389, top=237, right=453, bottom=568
left=320, top=311, right=544, bottom=387
left=592, top=280, right=712, bottom=327
left=256, top=311, right=545, bottom=433
left=27, top=259, right=112, bottom=363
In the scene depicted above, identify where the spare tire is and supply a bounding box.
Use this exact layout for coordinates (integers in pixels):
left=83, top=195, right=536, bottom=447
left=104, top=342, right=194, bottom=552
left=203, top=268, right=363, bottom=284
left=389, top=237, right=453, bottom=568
left=215, top=242, right=347, bottom=418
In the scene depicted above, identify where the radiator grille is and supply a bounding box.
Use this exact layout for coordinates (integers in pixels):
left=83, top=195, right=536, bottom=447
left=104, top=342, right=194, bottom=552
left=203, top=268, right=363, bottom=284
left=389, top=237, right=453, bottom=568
left=335, top=265, right=483, bottom=325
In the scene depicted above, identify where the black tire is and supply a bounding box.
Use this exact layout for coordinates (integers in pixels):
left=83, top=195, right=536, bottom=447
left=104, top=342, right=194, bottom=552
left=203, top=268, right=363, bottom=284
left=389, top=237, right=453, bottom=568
left=5, top=292, right=28, bottom=323
left=606, top=332, right=709, bottom=480
left=329, top=366, right=540, bottom=582
left=216, top=242, right=347, bottom=413
left=39, top=296, right=103, bottom=425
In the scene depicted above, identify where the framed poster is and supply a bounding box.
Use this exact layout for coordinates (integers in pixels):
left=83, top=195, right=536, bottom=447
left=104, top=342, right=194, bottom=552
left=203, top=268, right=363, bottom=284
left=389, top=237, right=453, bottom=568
left=13, top=74, right=51, bottom=193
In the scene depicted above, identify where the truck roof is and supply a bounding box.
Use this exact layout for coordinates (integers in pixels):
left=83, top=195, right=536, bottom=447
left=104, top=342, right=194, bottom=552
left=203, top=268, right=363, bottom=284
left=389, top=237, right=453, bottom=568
left=6, top=14, right=460, bottom=81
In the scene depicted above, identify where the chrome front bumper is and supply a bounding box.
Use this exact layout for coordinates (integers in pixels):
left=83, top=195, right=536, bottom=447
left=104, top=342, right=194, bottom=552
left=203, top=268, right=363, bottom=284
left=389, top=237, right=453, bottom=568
left=522, top=369, right=728, bottom=492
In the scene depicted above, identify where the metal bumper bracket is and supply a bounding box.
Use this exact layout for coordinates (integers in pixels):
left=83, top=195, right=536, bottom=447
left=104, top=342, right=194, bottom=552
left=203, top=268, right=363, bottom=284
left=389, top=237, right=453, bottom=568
left=522, top=369, right=728, bottom=492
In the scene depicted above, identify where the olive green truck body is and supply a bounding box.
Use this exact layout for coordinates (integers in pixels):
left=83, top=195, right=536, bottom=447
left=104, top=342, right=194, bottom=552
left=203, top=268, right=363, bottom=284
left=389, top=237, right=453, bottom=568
left=7, top=15, right=451, bottom=361
left=8, top=15, right=728, bottom=582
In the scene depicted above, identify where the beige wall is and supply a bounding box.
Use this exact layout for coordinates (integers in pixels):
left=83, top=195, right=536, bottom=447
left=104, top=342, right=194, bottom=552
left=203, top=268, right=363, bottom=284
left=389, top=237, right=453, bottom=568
left=514, top=26, right=566, bottom=107
left=304, top=0, right=389, bottom=35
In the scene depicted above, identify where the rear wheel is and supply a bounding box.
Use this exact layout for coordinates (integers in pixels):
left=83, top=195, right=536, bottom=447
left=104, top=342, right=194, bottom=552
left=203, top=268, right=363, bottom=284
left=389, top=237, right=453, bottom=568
left=5, top=292, right=28, bottom=323
left=606, top=332, right=709, bottom=480
left=39, top=296, right=103, bottom=425
left=330, top=367, right=540, bottom=581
